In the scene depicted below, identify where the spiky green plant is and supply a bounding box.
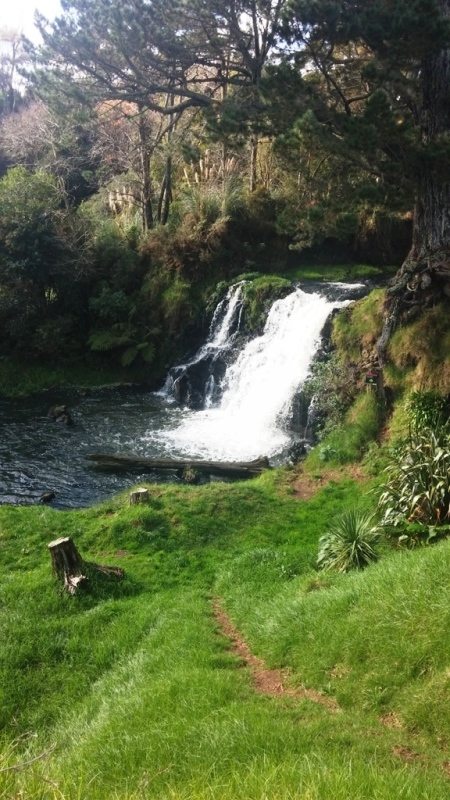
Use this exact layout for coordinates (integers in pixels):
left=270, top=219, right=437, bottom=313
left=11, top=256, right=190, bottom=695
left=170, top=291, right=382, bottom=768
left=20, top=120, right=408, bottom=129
left=317, top=509, right=380, bottom=572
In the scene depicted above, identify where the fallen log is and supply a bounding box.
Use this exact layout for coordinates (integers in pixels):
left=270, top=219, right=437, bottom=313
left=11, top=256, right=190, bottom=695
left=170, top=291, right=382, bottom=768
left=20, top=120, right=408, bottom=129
left=86, top=453, right=270, bottom=479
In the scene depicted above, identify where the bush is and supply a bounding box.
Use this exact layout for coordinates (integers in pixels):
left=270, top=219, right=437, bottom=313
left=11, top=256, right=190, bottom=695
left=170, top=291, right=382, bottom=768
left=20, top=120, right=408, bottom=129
left=317, top=509, right=380, bottom=572
left=377, top=391, right=450, bottom=534
left=377, top=429, right=450, bottom=528
left=405, top=390, right=450, bottom=437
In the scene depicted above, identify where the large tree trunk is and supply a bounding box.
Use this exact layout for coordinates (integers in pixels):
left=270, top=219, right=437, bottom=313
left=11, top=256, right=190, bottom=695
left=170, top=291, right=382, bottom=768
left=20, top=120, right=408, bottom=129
left=378, top=0, right=450, bottom=365
left=138, top=110, right=154, bottom=231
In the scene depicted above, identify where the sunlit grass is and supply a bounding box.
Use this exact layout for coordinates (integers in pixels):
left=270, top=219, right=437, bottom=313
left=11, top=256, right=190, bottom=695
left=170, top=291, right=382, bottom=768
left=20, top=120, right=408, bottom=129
left=282, top=263, right=397, bottom=282
left=2, top=472, right=450, bottom=798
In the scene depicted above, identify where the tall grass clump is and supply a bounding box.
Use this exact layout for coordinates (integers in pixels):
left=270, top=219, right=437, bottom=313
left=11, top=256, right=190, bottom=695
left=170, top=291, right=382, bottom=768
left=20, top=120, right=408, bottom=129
left=175, top=181, right=246, bottom=229
left=317, top=509, right=380, bottom=572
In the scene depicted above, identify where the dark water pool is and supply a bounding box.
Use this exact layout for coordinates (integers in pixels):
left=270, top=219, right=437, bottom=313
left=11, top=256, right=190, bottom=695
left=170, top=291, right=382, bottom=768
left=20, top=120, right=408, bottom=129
left=0, top=387, right=190, bottom=509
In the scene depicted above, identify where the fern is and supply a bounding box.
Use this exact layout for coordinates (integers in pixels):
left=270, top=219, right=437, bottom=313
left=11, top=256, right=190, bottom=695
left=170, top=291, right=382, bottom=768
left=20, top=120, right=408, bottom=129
left=121, top=346, right=138, bottom=366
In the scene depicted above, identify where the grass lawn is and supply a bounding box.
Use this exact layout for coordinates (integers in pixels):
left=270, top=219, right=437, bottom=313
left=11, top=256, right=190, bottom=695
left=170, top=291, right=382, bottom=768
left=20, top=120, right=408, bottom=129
left=1, top=468, right=450, bottom=798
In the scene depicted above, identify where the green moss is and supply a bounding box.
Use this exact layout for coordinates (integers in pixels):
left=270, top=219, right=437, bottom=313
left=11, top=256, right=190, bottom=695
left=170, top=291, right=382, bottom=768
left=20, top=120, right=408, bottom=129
left=242, top=275, right=292, bottom=330
left=282, top=263, right=397, bottom=282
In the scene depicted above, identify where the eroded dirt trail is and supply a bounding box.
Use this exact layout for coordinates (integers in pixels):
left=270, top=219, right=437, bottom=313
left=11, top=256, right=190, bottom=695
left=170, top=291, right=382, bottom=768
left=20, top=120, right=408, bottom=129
left=212, top=598, right=339, bottom=712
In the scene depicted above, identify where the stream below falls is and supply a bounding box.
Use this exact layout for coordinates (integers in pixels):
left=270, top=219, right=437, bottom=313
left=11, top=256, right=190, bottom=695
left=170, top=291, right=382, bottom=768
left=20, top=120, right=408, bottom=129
left=0, top=282, right=368, bottom=509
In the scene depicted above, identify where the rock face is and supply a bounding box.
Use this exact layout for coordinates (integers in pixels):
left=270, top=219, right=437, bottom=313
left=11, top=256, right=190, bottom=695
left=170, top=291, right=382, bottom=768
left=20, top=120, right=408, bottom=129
left=168, top=355, right=228, bottom=410
left=163, top=282, right=249, bottom=410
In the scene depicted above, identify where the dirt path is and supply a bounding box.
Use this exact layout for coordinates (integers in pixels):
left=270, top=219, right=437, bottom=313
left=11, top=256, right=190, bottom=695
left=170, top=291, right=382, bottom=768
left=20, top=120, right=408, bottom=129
left=287, top=464, right=367, bottom=501
left=212, top=599, right=339, bottom=712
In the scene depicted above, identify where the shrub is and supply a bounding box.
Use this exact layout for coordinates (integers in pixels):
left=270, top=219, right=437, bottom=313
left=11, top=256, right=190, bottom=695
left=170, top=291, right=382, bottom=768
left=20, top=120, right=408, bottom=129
left=317, top=509, right=380, bottom=572
left=377, top=429, right=450, bottom=528
left=377, top=391, right=450, bottom=535
left=405, top=390, right=450, bottom=438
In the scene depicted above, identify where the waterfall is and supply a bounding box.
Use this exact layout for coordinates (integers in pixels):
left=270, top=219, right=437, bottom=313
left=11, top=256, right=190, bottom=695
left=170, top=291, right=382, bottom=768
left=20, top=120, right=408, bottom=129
left=152, top=283, right=364, bottom=462
left=161, top=282, right=246, bottom=408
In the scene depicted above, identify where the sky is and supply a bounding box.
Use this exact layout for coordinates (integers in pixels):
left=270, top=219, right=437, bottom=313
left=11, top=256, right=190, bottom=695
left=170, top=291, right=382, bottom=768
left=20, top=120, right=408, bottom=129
left=0, top=0, right=62, bottom=40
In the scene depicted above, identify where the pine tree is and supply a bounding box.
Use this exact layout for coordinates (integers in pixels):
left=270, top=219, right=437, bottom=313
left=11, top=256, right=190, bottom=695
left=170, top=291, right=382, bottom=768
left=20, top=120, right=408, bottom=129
left=280, top=0, right=450, bottom=354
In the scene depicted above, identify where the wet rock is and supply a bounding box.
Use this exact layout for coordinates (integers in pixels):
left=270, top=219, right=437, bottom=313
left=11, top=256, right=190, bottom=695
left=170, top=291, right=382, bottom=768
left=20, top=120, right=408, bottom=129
left=39, top=491, right=56, bottom=503
left=288, top=441, right=307, bottom=464
left=169, top=356, right=227, bottom=410
left=48, top=405, right=74, bottom=425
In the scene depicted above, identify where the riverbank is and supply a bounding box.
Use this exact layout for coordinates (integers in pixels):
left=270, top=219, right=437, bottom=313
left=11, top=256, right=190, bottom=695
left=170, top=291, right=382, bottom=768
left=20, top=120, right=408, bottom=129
left=0, top=357, right=141, bottom=398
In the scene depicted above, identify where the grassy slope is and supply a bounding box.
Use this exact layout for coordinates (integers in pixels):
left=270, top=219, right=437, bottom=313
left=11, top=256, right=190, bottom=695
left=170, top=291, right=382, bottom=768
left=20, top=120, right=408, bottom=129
left=2, top=470, right=450, bottom=799
left=3, top=279, right=450, bottom=798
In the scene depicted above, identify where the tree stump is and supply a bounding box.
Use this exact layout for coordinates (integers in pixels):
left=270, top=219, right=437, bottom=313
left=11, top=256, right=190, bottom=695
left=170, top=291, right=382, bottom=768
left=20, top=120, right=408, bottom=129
left=48, top=536, right=124, bottom=594
left=48, top=537, right=87, bottom=595
left=129, top=488, right=149, bottom=505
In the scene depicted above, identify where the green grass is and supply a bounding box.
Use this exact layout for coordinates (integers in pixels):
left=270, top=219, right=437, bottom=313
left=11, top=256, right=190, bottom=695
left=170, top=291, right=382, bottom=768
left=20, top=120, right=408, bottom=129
left=281, top=263, right=397, bottom=282
left=306, top=391, right=384, bottom=468
left=2, top=471, right=450, bottom=798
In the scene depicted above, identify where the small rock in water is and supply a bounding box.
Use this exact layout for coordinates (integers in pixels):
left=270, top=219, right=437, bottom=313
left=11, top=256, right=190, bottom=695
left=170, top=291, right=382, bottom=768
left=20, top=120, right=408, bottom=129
left=39, top=491, right=56, bottom=504
left=48, top=405, right=74, bottom=425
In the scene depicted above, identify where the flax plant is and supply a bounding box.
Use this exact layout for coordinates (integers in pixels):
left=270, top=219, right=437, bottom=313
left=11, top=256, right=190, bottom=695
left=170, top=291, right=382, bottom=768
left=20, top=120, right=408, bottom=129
left=317, top=509, right=380, bottom=572
left=378, top=429, right=450, bottom=528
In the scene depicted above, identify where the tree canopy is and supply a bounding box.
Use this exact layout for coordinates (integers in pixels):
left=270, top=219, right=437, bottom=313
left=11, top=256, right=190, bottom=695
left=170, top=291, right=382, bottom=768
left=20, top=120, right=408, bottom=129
left=0, top=0, right=449, bottom=368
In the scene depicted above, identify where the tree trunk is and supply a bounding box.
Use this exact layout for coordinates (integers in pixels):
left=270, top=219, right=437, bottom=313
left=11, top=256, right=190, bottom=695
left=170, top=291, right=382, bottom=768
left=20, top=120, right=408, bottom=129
left=250, top=135, right=258, bottom=192
left=138, top=111, right=153, bottom=231
left=162, top=155, right=172, bottom=225
left=378, top=0, right=450, bottom=365
left=157, top=156, right=173, bottom=225
left=86, top=453, right=270, bottom=479
left=129, top=488, right=149, bottom=505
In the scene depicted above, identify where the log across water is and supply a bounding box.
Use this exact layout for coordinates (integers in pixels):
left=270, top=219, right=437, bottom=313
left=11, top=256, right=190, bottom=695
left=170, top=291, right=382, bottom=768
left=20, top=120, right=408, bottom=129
left=86, top=453, right=270, bottom=479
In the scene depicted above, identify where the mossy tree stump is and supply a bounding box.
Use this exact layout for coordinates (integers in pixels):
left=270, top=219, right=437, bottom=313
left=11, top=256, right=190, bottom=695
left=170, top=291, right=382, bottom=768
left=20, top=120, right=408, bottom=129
left=48, top=536, right=124, bottom=595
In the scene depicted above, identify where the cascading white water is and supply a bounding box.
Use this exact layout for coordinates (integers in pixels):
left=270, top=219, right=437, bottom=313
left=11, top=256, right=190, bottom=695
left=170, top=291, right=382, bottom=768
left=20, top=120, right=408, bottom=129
left=152, top=286, right=351, bottom=462
left=159, top=281, right=245, bottom=401
left=207, top=281, right=245, bottom=350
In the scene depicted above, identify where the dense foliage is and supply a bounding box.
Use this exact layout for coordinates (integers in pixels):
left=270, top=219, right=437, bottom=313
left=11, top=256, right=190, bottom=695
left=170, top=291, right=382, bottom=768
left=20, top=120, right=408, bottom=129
left=1, top=0, right=450, bottom=372
left=377, top=391, right=450, bottom=542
